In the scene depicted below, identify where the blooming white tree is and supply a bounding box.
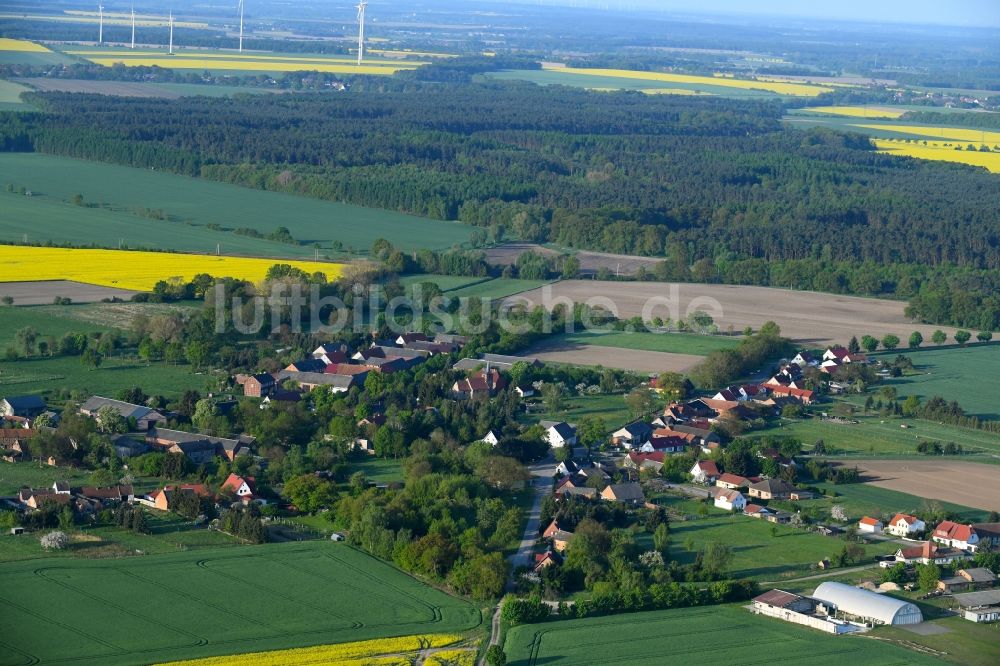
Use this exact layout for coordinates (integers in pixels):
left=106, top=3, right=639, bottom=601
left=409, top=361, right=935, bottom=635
left=40, top=531, right=69, bottom=550
left=831, top=505, right=847, bottom=522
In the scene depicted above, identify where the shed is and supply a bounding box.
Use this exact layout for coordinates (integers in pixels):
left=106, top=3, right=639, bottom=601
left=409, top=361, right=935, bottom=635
left=812, top=582, right=923, bottom=626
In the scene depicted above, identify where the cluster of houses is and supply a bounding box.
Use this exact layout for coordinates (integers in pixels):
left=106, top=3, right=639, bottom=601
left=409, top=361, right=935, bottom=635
left=239, top=333, right=469, bottom=400
left=5, top=471, right=265, bottom=524
left=858, top=513, right=1000, bottom=567
left=8, top=480, right=135, bottom=519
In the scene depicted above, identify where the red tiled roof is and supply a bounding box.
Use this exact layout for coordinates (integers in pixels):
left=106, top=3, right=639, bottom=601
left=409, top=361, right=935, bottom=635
left=694, top=460, right=720, bottom=476
left=324, top=363, right=369, bottom=375
left=717, top=473, right=749, bottom=486
left=933, top=520, right=976, bottom=542
left=891, top=513, right=920, bottom=526
left=859, top=516, right=881, bottom=526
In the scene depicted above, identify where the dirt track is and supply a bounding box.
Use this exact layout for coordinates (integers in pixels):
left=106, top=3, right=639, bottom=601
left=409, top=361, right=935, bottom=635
left=505, top=280, right=960, bottom=346
left=849, top=460, right=1000, bottom=512
left=523, top=339, right=703, bottom=374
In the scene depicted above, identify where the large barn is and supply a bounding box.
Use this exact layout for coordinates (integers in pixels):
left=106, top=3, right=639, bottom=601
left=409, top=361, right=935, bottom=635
left=812, top=582, right=923, bottom=626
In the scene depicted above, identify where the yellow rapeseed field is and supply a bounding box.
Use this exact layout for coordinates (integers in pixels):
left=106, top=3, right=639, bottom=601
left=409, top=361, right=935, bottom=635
left=0, top=246, right=343, bottom=291
left=68, top=50, right=421, bottom=66
left=874, top=139, right=1000, bottom=173
left=85, top=56, right=412, bottom=75
left=0, top=38, right=50, bottom=52
left=858, top=123, right=1000, bottom=144
left=154, top=634, right=463, bottom=666
left=804, top=105, right=905, bottom=119
left=424, top=649, right=476, bottom=666
left=541, top=66, right=832, bottom=96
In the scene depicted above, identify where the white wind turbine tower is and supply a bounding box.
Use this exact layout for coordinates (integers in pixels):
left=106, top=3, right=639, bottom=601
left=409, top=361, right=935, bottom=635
left=168, top=11, right=174, bottom=54
left=356, top=1, right=368, bottom=65
left=98, top=3, right=104, bottom=44
left=238, top=0, right=245, bottom=52
left=130, top=4, right=136, bottom=49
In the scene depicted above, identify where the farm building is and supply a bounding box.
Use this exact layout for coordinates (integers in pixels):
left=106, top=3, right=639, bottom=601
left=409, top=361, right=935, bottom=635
left=750, top=589, right=858, bottom=635
left=938, top=568, right=996, bottom=593
left=811, top=582, right=922, bottom=626
left=858, top=517, right=883, bottom=534
left=953, top=589, right=1000, bottom=623
left=541, top=421, right=577, bottom=448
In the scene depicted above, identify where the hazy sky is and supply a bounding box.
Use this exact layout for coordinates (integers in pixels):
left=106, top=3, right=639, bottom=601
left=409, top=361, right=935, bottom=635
left=505, top=0, right=1000, bottom=28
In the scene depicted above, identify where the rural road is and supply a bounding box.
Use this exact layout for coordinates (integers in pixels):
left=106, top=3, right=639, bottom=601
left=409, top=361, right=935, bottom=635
left=482, top=457, right=556, bottom=663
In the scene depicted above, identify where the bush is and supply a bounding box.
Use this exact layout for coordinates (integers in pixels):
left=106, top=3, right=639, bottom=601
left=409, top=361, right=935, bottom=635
left=40, top=530, right=69, bottom=550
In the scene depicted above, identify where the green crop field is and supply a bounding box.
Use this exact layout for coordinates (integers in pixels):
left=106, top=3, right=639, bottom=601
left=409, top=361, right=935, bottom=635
left=809, top=481, right=990, bottom=524
left=755, top=415, right=1000, bottom=456
left=0, top=80, right=34, bottom=110
left=552, top=329, right=741, bottom=356
left=504, top=604, right=937, bottom=666
left=399, top=274, right=491, bottom=292
left=645, top=496, right=897, bottom=582
left=0, top=154, right=473, bottom=255
left=873, top=345, right=1000, bottom=419
left=0, top=50, right=75, bottom=66
left=0, top=355, right=211, bottom=399
left=485, top=69, right=785, bottom=97
left=0, top=542, right=481, bottom=665
left=0, top=461, right=92, bottom=497
left=448, top=278, right=550, bottom=300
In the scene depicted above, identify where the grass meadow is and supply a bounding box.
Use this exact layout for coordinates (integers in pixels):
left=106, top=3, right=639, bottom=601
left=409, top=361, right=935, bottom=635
left=0, top=354, right=211, bottom=399
left=447, top=278, right=550, bottom=300
left=0, top=542, right=481, bottom=665
left=520, top=392, right=643, bottom=433
left=0, top=80, right=34, bottom=111
left=809, top=481, right=991, bottom=524
left=646, top=496, right=897, bottom=582
left=755, top=415, right=1000, bottom=456
left=503, top=604, right=938, bottom=666
left=0, top=154, right=473, bottom=255
left=552, top=329, right=741, bottom=356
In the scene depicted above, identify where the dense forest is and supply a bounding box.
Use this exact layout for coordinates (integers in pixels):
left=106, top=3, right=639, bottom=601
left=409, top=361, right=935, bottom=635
left=2, top=77, right=998, bottom=328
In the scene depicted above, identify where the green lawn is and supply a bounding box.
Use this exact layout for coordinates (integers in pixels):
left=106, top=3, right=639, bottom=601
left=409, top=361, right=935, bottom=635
left=0, top=154, right=473, bottom=255
left=552, top=329, right=741, bottom=356
left=646, top=496, right=897, bottom=582
left=755, top=414, right=1000, bottom=456
left=521, top=392, right=645, bottom=433
left=876, top=614, right=1000, bottom=666
left=872, top=344, right=1000, bottom=419
left=0, top=461, right=92, bottom=496
left=351, top=456, right=406, bottom=483
left=0, top=541, right=481, bottom=665
left=0, top=355, right=211, bottom=399
left=504, top=604, right=938, bottom=666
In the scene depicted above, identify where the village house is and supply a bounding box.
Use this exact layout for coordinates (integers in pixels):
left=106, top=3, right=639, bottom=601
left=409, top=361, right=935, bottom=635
left=792, top=351, right=819, bottom=367
left=147, top=428, right=252, bottom=462
left=220, top=473, right=263, bottom=504
left=971, top=523, right=1000, bottom=549
left=284, top=358, right=328, bottom=373
left=611, top=422, right=653, bottom=448
left=451, top=368, right=507, bottom=399
left=0, top=395, right=47, bottom=423
left=395, top=332, right=428, bottom=346
left=894, top=541, right=970, bottom=566
left=281, top=371, right=362, bottom=393
left=600, top=483, right=646, bottom=506
left=240, top=373, right=277, bottom=398
left=533, top=551, right=560, bottom=573
left=937, top=568, right=997, bottom=593
left=542, top=421, right=577, bottom=449
left=885, top=513, right=926, bottom=537
left=312, top=343, right=348, bottom=365
left=747, top=478, right=797, bottom=501
left=481, top=430, right=500, bottom=446
left=80, top=396, right=167, bottom=430
left=0, top=428, right=29, bottom=462
left=744, top=504, right=774, bottom=520
left=954, top=589, right=1000, bottom=623
left=626, top=451, right=665, bottom=473
left=716, top=473, right=751, bottom=489
left=931, top=521, right=980, bottom=551
left=554, top=478, right=598, bottom=501
left=713, top=488, right=747, bottom=512
left=144, top=484, right=212, bottom=512
left=858, top=517, right=883, bottom=534
left=689, top=460, right=720, bottom=484
left=514, top=384, right=535, bottom=398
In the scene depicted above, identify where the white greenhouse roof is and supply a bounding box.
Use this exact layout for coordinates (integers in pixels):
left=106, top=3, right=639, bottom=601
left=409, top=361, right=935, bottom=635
left=812, top=582, right=922, bottom=625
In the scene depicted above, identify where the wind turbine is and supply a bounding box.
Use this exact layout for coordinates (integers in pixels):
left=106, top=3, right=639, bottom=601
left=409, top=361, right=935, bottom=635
left=98, top=3, right=104, bottom=44
left=238, top=0, right=245, bottom=52
left=130, top=4, right=136, bottom=49
left=356, top=1, right=367, bottom=65
left=168, top=11, right=174, bottom=54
